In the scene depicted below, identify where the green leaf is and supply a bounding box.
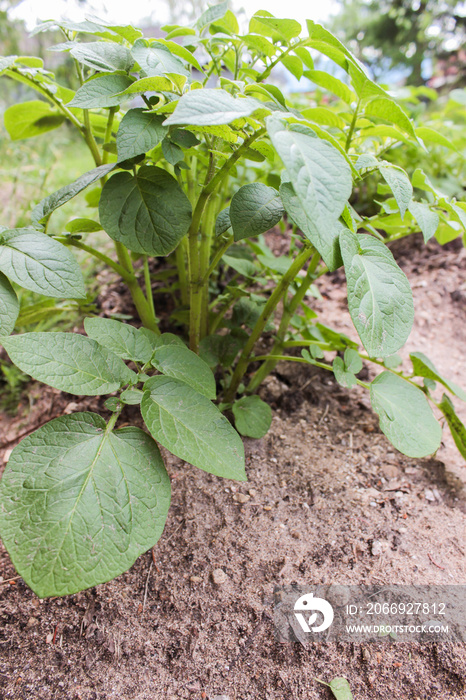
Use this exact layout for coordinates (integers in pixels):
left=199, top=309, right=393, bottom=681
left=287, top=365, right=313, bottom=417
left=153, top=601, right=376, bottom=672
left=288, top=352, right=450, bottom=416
left=438, top=394, right=466, bottom=459
left=99, top=166, right=192, bottom=256
left=410, top=352, right=466, bottom=401
left=116, top=109, right=168, bottom=161
left=163, top=89, right=260, bottom=127
left=363, top=97, right=416, bottom=139
left=281, top=54, right=303, bottom=80
left=65, top=218, right=102, bottom=233
left=300, top=107, right=346, bottom=129
left=333, top=356, right=357, bottom=388
left=131, top=39, right=189, bottom=78
left=379, top=164, right=412, bottom=219
left=151, top=344, right=216, bottom=399
left=408, top=201, right=439, bottom=243
left=268, top=117, right=352, bottom=270
left=67, top=75, right=134, bottom=109
left=340, top=230, right=414, bottom=358
left=4, top=101, right=65, bottom=140
left=84, top=317, right=155, bottom=364
left=415, top=127, right=456, bottom=151
left=370, top=372, right=442, bottom=458
left=155, top=39, right=204, bottom=73
left=249, top=12, right=301, bottom=41
left=141, top=376, right=245, bottom=480
left=115, top=76, right=175, bottom=95
left=0, top=229, right=85, bottom=299
left=0, top=413, right=170, bottom=597
left=153, top=332, right=186, bottom=348
left=162, top=137, right=184, bottom=165
left=2, top=332, right=136, bottom=395
left=232, top=395, right=271, bottom=439
left=32, top=163, right=115, bottom=226
left=215, top=207, right=231, bottom=236
left=230, top=183, right=284, bottom=241
left=197, top=1, right=228, bottom=29
left=304, top=69, right=354, bottom=103
left=70, top=42, right=134, bottom=72
left=279, top=182, right=345, bottom=272
left=344, top=347, right=362, bottom=374
left=0, top=272, right=19, bottom=337
left=329, top=677, right=353, bottom=700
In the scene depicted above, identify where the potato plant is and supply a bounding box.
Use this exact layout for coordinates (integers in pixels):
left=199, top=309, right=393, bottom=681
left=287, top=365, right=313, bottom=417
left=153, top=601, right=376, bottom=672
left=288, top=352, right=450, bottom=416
left=0, top=5, right=465, bottom=597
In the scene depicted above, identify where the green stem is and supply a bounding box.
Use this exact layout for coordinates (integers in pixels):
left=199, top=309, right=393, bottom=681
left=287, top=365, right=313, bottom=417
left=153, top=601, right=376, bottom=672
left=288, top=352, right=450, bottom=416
left=58, top=237, right=133, bottom=282
left=209, top=296, right=236, bottom=334
left=224, top=245, right=314, bottom=402
left=252, top=355, right=370, bottom=389
left=188, top=128, right=266, bottom=352
left=345, top=98, right=361, bottom=152
left=102, top=107, right=117, bottom=165
left=176, top=238, right=189, bottom=305
left=255, top=40, right=305, bottom=82
left=115, top=243, right=159, bottom=334
left=202, top=234, right=234, bottom=284
left=246, top=251, right=321, bottom=393
left=143, top=255, right=156, bottom=320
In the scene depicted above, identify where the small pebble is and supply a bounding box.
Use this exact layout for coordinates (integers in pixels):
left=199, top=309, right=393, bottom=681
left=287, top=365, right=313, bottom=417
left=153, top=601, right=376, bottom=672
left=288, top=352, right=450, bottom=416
left=233, top=493, right=250, bottom=504
left=263, top=505, right=272, bottom=511
left=189, top=575, right=202, bottom=584
left=424, top=489, right=436, bottom=502
left=212, top=569, right=228, bottom=585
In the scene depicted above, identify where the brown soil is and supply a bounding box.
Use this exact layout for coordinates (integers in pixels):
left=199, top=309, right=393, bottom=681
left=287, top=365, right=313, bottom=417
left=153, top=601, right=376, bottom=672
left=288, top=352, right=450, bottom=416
left=0, top=237, right=465, bottom=700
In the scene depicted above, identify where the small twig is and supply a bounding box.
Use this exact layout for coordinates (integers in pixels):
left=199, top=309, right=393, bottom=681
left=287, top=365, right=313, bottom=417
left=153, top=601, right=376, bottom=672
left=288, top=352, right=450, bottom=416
left=318, top=403, right=329, bottom=424
left=0, top=575, right=21, bottom=587
left=427, top=553, right=445, bottom=570
left=142, top=559, right=153, bottom=615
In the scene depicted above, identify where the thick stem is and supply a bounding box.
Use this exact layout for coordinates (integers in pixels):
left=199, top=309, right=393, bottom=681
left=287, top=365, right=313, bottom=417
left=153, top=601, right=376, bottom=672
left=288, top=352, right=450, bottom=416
left=102, top=107, right=117, bottom=165
left=224, top=245, right=314, bottom=402
left=143, top=256, right=156, bottom=321
left=246, top=251, right=321, bottom=393
left=176, top=238, right=189, bottom=305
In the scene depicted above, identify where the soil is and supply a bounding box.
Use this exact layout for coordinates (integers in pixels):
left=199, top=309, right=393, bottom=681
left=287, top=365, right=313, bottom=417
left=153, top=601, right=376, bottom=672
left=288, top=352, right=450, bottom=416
left=0, top=236, right=465, bottom=700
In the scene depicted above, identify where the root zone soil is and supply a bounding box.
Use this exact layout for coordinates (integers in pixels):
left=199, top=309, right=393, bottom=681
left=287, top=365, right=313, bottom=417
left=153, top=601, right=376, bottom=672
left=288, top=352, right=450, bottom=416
left=0, top=236, right=464, bottom=700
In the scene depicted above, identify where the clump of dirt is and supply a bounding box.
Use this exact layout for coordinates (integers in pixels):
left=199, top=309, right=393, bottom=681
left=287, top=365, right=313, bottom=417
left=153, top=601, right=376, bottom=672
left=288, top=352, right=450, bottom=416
left=0, top=236, right=464, bottom=699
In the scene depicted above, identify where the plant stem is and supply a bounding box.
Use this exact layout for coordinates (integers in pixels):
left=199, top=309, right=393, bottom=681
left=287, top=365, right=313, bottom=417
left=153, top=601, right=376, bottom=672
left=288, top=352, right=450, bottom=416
left=246, top=250, right=321, bottom=393
left=187, top=128, right=266, bottom=352
left=176, top=238, right=189, bottom=305
left=224, top=245, right=314, bottom=402
left=114, top=243, right=160, bottom=333
left=102, top=107, right=117, bottom=165
left=252, top=355, right=370, bottom=389
left=58, top=237, right=133, bottom=282
left=345, top=98, right=361, bottom=152
left=202, top=234, right=234, bottom=285
left=143, top=255, right=156, bottom=320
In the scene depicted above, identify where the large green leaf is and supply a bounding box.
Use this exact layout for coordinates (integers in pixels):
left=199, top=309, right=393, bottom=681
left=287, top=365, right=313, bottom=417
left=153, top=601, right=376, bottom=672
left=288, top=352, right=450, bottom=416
left=340, top=230, right=414, bottom=358
left=232, top=395, right=272, bottom=438
left=31, top=163, right=115, bottom=226
left=379, top=164, right=412, bottom=219
left=70, top=42, right=134, bottom=72
left=0, top=413, right=171, bottom=597
left=141, top=375, right=245, bottom=480
left=0, top=229, right=85, bottom=299
left=249, top=12, right=301, bottom=42
left=116, top=109, right=168, bottom=161
left=4, top=100, right=65, bottom=140
left=84, top=317, right=155, bottom=364
left=151, top=343, right=216, bottom=399
left=163, top=89, right=260, bottom=127
left=0, top=272, right=19, bottom=337
left=197, top=1, right=228, bottom=29
left=68, top=75, right=134, bottom=109
left=438, top=394, right=466, bottom=459
left=230, top=183, right=284, bottom=241
left=410, top=352, right=466, bottom=401
left=268, top=117, right=352, bottom=270
left=99, top=166, right=192, bottom=256
left=370, top=372, right=442, bottom=458
left=363, top=97, right=416, bottom=139
left=131, top=39, right=189, bottom=77
left=2, top=332, right=136, bottom=395
left=408, top=201, right=439, bottom=243
left=304, top=69, right=354, bottom=103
